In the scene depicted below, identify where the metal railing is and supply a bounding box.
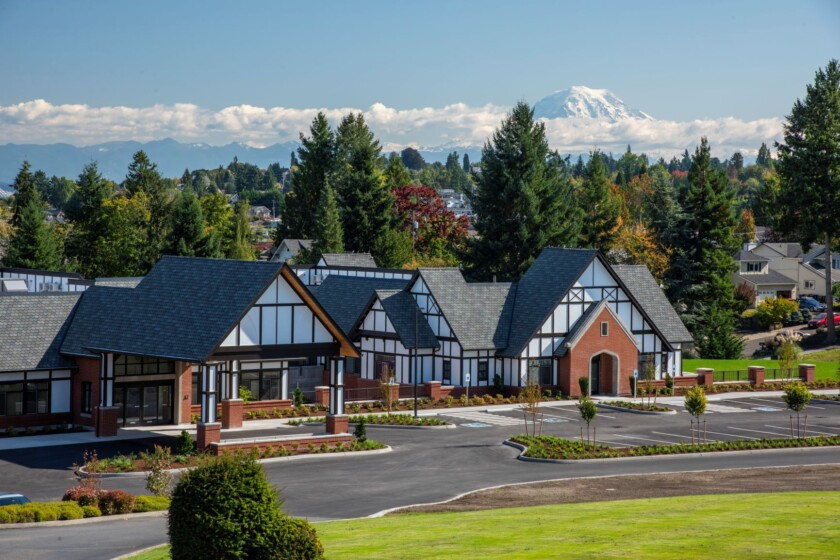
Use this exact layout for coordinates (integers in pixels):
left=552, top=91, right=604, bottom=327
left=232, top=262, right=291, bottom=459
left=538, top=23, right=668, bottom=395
left=765, top=367, right=798, bottom=380
left=343, top=387, right=383, bottom=402
left=713, top=369, right=750, bottom=383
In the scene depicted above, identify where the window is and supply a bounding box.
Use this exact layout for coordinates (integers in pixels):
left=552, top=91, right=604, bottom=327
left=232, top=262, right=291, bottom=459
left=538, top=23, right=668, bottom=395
left=81, top=382, right=92, bottom=414
left=241, top=369, right=282, bottom=401
left=746, top=262, right=763, bottom=273
left=527, top=359, right=552, bottom=386
left=114, top=355, right=175, bottom=376
left=478, top=361, right=489, bottom=383
left=833, top=258, right=840, bottom=270
left=0, top=381, right=48, bottom=416
left=374, top=354, right=396, bottom=382
left=0, top=382, right=24, bottom=416
left=805, top=280, right=815, bottom=290
left=345, top=357, right=361, bottom=375
left=442, top=360, right=451, bottom=384
left=638, top=354, right=656, bottom=379
left=600, top=322, right=609, bottom=337
left=191, top=370, right=201, bottom=405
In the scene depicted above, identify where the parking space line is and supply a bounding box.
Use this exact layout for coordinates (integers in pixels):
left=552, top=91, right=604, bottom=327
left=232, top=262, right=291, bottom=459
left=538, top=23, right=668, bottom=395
left=609, top=434, right=679, bottom=445
left=651, top=430, right=694, bottom=440
left=724, top=399, right=781, bottom=409
left=703, top=429, right=759, bottom=440
left=765, top=424, right=839, bottom=436
left=749, top=396, right=825, bottom=410
left=538, top=408, right=581, bottom=421
left=808, top=424, right=840, bottom=433
left=727, top=426, right=790, bottom=438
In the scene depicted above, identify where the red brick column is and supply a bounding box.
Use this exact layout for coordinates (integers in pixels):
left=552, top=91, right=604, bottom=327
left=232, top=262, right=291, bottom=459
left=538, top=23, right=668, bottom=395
left=799, top=364, right=815, bottom=383
left=197, top=422, right=221, bottom=450
left=388, top=383, right=399, bottom=403
left=424, top=381, right=442, bottom=400
left=94, top=406, right=120, bottom=437
left=696, top=368, right=715, bottom=386
left=326, top=414, right=349, bottom=435
left=748, top=366, right=765, bottom=385
left=221, top=399, right=244, bottom=429
left=314, top=386, right=330, bottom=407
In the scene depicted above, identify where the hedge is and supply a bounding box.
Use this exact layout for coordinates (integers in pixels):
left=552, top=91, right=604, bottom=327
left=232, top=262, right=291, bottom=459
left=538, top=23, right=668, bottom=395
left=0, top=501, right=85, bottom=524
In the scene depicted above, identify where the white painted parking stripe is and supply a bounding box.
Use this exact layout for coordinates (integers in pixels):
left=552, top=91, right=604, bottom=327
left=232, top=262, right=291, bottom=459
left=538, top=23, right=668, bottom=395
left=651, top=431, right=694, bottom=440
left=538, top=410, right=580, bottom=422
left=706, top=403, right=753, bottom=414
left=727, top=426, right=790, bottom=438
left=703, top=429, right=760, bottom=440
left=765, top=424, right=839, bottom=437
left=442, top=411, right=523, bottom=426
left=807, top=424, right=840, bottom=433
left=749, top=396, right=825, bottom=410
left=609, top=434, right=679, bottom=445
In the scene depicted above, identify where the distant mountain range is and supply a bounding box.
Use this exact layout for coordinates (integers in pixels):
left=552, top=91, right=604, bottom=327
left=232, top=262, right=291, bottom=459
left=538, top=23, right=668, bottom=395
left=0, top=86, right=653, bottom=182
left=533, top=86, right=653, bottom=121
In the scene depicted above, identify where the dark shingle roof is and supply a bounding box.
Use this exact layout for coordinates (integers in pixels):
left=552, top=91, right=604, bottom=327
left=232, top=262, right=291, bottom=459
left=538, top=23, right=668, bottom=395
left=375, top=290, right=439, bottom=349
left=320, top=253, right=378, bottom=268
left=0, top=293, right=81, bottom=371
left=312, top=275, right=409, bottom=334
left=63, top=257, right=284, bottom=362
left=418, top=268, right=516, bottom=350
left=732, top=270, right=797, bottom=287
left=734, top=249, right=768, bottom=262
left=612, top=265, right=694, bottom=345
left=94, top=277, right=143, bottom=288
left=502, top=248, right=598, bottom=356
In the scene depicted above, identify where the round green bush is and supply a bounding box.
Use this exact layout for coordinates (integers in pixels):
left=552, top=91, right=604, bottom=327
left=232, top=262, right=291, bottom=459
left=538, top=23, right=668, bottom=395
left=261, top=515, right=324, bottom=560
left=169, top=454, right=323, bottom=559
left=82, top=505, right=102, bottom=518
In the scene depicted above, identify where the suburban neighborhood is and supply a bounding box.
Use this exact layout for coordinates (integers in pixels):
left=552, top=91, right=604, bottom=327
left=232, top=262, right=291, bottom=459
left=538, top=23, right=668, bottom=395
left=1, top=2, right=839, bottom=559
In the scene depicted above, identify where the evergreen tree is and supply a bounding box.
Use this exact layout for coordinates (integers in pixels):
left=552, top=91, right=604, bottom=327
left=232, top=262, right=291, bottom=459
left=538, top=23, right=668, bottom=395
left=334, top=113, right=392, bottom=255
left=10, top=161, right=38, bottom=228
left=124, top=151, right=171, bottom=270
left=756, top=142, right=773, bottom=167
left=4, top=194, right=61, bottom=270
left=65, top=162, right=112, bottom=277
left=226, top=203, right=255, bottom=260
left=383, top=152, right=412, bottom=190
left=776, top=59, right=840, bottom=344
left=372, top=227, right=413, bottom=268
left=180, top=169, right=193, bottom=192
left=694, top=304, right=745, bottom=359
left=579, top=151, right=622, bottom=250
left=462, top=153, right=471, bottom=173
left=643, top=165, right=682, bottom=249
left=311, top=185, right=344, bottom=260
left=284, top=112, right=336, bottom=239
left=167, top=189, right=208, bottom=257
left=400, top=147, right=425, bottom=170
left=667, top=138, right=740, bottom=338
left=469, top=102, right=581, bottom=281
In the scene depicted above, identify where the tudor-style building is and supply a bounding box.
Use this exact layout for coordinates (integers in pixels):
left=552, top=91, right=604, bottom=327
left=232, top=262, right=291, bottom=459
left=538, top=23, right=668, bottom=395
left=1, top=247, right=691, bottom=437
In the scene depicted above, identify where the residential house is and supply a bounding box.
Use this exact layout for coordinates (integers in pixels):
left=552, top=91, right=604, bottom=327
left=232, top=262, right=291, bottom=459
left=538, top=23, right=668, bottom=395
left=745, top=242, right=839, bottom=299
left=731, top=249, right=797, bottom=303
left=269, top=239, right=313, bottom=263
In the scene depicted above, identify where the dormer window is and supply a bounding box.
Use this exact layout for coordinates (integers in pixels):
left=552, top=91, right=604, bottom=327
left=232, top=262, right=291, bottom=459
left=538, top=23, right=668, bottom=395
left=746, top=262, right=763, bottom=273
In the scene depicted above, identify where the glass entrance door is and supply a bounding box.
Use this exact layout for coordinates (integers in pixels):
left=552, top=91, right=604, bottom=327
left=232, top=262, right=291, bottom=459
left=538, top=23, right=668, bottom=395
left=590, top=356, right=601, bottom=395
left=114, top=383, right=174, bottom=426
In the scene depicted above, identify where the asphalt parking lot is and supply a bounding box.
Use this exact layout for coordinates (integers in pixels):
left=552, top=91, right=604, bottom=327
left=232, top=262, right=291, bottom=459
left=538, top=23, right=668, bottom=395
left=436, top=395, right=840, bottom=447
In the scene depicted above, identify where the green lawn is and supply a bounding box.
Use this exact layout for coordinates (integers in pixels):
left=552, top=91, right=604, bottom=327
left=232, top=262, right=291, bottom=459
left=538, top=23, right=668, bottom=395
left=128, top=492, right=840, bottom=559
left=683, top=358, right=838, bottom=380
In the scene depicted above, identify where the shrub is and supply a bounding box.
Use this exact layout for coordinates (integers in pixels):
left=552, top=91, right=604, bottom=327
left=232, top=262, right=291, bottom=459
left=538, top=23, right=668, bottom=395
left=238, top=386, right=253, bottom=403
left=63, top=486, right=99, bottom=507
left=578, top=376, right=589, bottom=396
left=98, top=490, right=136, bottom=515
left=755, top=297, right=798, bottom=329
left=143, top=445, right=173, bottom=497
left=354, top=417, right=367, bottom=442
left=81, top=505, right=101, bottom=518
left=493, top=373, right=505, bottom=396
left=175, top=430, right=196, bottom=456
left=0, top=502, right=85, bottom=524
left=133, top=495, right=170, bottom=513
left=293, top=386, right=305, bottom=407
left=169, top=454, right=322, bottom=560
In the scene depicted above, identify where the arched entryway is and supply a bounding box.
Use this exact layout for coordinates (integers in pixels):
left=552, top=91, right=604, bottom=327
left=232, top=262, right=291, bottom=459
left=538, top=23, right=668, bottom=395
left=589, top=352, right=619, bottom=396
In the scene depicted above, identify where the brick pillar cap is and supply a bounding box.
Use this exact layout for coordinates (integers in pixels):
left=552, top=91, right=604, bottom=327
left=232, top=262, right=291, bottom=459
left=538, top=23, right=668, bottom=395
left=799, top=363, right=816, bottom=367
left=326, top=413, right=348, bottom=419
left=747, top=365, right=766, bottom=370
left=315, top=385, right=330, bottom=390
left=198, top=421, right=222, bottom=427
left=696, top=368, right=713, bottom=373
left=425, top=380, right=441, bottom=385
left=222, top=398, right=244, bottom=403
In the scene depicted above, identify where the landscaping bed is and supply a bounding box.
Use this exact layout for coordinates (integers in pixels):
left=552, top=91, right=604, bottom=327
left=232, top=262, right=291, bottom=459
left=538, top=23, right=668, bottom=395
left=0, top=495, right=169, bottom=524
left=595, top=400, right=673, bottom=413
left=683, top=358, right=838, bottom=380
left=288, top=413, right=449, bottom=427
left=508, top=434, right=840, bottom=461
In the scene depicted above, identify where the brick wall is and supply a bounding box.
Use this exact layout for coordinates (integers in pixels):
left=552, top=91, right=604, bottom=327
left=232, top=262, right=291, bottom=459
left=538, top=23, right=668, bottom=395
left=178, top=362, right=193, bottom=424
left=73, top=357, right=100, bottom=427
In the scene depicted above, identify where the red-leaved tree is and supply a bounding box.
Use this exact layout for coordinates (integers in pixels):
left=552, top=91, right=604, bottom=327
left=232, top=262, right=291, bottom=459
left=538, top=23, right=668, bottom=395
left=392, top=185, right=469, bottom=256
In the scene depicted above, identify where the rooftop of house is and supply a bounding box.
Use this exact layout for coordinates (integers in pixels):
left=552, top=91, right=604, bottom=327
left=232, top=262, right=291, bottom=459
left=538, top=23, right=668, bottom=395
left=0, top=293, right=81, bottom=372
left=734, top=249, right=769, bottom=262
left=319, top=253, right=378, bottom=268
left=374, top=290, right=440, bottom=350
left=312, top=275, right=410, bottom=334
left=732, top=270, right=797, bottom=287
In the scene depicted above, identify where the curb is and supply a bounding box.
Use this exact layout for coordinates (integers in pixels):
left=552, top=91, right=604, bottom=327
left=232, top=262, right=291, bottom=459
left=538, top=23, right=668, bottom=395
left=0, top=510, right=167, bottom=530
left=595, top=403, right=677, bottom=415
left=294, top=421, right=455, bottom=430
left=111, top=543, right=168, bottom=560
left=502, top=438, right=840, bottom=464
left=78, top=446, right=394, bottom=478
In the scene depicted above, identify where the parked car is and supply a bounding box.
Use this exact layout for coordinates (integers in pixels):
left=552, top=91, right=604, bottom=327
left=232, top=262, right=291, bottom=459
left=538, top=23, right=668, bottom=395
left=798, top=297, right=826, bottom=312
left=0, top=493, right=30, bottom=506
left=807, top=312, right=840, bottom=328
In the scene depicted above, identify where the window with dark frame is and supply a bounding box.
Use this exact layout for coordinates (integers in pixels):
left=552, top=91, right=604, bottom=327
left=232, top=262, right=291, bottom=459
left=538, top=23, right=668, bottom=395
left=478, top=361, right=489, bottom=382
left=114, top=355, right=175, bottom=376
left=241, top=369, right=282, bottom=401
left=81, top=382, right=92, bottom=414
left=600, top=321, right=609, bottom=336
left=0, top=380, right=49, bottom=416
left=527, top=359, right=552, bottom=386
left=442, top=360, right=451, bottom=384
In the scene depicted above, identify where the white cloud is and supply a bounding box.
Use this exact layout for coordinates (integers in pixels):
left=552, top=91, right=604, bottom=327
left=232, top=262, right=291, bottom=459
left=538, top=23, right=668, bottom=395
left=0, top=99, right=783, bottom=158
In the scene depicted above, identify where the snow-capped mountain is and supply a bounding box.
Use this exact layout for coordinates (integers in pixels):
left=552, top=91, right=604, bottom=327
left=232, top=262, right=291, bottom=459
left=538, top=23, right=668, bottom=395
left=533, top=86, right=654, bottom=121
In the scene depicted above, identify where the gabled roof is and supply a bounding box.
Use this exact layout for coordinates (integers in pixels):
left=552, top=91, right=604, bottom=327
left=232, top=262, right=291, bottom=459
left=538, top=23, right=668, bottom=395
left=554, top=300, right=637, bottom=357
left=416, top=268, right=516, bottom=350
left=94, top=277, right=143, bottom=288
left=501, top=248, right=599, bottom=357
left=60, top=286, right=129, bottom=358
left=803, top=245, right=827, bottom=262
left=0, top=293, right=81, bottom=372
left=732, top=270, right=797, bottom=288
left=612, top=265, right=694, bottom=345
left=374, top=290, right=440, bottom=349
left=319, top=253, right=378, bottom=268
left=734, top=249, right=768, bottom=262
left=312, top=275, right=410, bottom=335
left=281, top=239, right=312, bottom=253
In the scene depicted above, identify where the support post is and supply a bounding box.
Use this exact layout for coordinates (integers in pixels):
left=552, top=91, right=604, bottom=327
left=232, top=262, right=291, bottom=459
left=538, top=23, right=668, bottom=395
left=747, top=366, right=765, bottom=385
left=326, top=357, right=346, bottom=434
left=798, top=364, right=815, bottom=383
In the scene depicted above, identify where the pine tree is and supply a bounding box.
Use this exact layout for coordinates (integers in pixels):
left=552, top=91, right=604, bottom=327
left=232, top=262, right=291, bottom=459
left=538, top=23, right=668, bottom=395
left=579, top=151, right=622, bottom=250
left=226, top=203, right=255, bottom=260
left=334, top=113, right=392, bottom=255
left=65, top=162, right=112, bottom=277
left=667, top=138, right=740, bottom=339
left=124, top=151, right=171, bottom=270
left=469, top=102, right=581, bottom=281
left=312, top=185, right=344, bottom=259
left=284, top=112, right=336, bottom=239
left=167, top=189, right=207, bottom=257
left=383, top=153, right=412, bottom=190
left=10, top=161, right=38, bottom=229
left=180, top=169, right=193, bottom=192
left=756, top=142, right=773, bottom=167
left=4, top=194, right=61, bottom=270
left=776, top=59, right=840, bottom=344
left=462, top=153, right=471, bottom=173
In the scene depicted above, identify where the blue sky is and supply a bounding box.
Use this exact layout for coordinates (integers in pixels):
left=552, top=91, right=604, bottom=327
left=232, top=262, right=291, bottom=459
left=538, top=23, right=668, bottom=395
left=1, top=0, right=838, bottom=154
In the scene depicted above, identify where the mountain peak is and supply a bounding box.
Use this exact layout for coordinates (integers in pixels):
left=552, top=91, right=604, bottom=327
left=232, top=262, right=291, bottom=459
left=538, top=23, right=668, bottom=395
left=533, top=86, right=654, bottom=122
